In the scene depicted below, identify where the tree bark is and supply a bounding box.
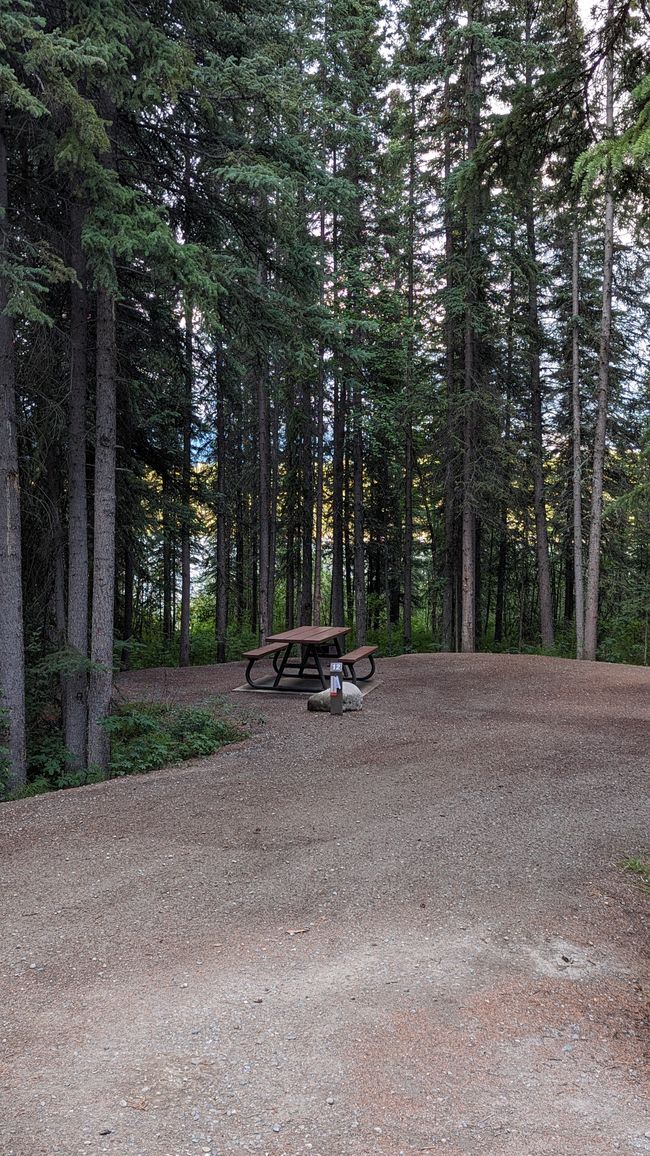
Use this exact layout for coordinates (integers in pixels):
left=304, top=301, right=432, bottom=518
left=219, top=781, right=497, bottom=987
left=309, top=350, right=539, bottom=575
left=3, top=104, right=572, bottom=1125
left=313, top=338, right=325, bottom=625
left=257, top=360, right=271, bottom=641
left=495, top=248, right=515, bottom=645
left=46, top=450, right=67, bottom=647
left=352, top=372, right=365, bottom=646
left=331, top=370, right=346, bottom=625
left=178, top=301, right=192, bottom=667
left=442, top=69, right=456, bottom=652
left=403, top=90, right=416, bottom=652
left=460, top=0, right=481, bottom=653
left=87, top=287, right=117, bottom=772
left=584, top=14, right=615, bottom=661
left=526, top=200, right=555, bottom=649
left=162, top=466, right=173, bottom=648
left=572, top=225, right=585, bottom=658
left=268, top=385, right=278, bottom=635
left=215, top=363, right=228, bottom=663
left=299, top=374, right=313, bottom=626
left=0, top=116, right=27, bottom=789
left=62, top=200, right=89, bottom=762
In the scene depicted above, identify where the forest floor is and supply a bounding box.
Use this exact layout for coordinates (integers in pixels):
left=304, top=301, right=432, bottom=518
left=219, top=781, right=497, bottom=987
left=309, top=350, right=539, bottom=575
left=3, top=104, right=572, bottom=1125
left=2, top=652, right=650, bottom=1156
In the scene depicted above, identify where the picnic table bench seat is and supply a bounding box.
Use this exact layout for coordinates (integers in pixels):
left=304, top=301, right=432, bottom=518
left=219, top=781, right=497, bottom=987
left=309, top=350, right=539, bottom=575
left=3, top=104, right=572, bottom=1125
left=243, top=641, right=287, bottom=687
left=338, top=644, right=378, bottom=683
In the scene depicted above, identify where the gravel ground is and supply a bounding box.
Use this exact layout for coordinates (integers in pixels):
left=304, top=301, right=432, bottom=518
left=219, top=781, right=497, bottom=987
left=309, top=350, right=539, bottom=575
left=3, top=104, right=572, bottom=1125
left=1, top=652, right=649, bottom=1156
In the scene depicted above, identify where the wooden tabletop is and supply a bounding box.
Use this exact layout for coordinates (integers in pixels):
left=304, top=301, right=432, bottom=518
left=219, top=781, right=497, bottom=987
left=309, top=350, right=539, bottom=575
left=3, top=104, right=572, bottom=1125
left=266, top=625, right=349, bottom=645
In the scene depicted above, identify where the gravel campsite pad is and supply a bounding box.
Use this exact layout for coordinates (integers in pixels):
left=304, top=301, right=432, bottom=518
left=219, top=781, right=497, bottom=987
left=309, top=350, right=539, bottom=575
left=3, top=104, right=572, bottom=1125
left=1, top=653, right=649, bottom=1155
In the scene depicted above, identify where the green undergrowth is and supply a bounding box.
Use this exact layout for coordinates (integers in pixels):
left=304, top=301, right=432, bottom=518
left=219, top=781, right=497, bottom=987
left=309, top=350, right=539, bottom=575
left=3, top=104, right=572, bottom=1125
left=107, top=701, right=245, bottom=776
left=621, top=857, right=650, bottom=894
left=1, top=699, right=247, bottom=802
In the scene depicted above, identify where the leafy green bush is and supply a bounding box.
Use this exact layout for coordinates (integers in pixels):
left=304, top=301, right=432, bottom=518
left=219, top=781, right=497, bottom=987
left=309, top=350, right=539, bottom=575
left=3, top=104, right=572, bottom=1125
left=0, top=700, right=245, bottom=801
left=105, top=701, right=245, bottom=777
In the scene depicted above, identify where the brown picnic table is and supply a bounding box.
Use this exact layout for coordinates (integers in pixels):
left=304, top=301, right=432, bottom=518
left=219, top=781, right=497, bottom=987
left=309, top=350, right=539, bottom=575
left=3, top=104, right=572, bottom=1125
left=243, top=625, right=349, bottom=691
left=242, top=625, right=378, bottom=690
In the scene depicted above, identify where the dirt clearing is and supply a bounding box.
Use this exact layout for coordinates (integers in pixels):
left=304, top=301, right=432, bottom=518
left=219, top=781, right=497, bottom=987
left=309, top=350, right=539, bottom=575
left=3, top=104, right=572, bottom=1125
left=1, top=653, right=649, bottom=1155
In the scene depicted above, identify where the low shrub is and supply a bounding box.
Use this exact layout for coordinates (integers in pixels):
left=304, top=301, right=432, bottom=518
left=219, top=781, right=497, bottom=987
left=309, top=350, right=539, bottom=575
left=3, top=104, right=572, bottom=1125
left=104, top=700, right=245, bottom=777
left=0, top=699, right=246, bottom=801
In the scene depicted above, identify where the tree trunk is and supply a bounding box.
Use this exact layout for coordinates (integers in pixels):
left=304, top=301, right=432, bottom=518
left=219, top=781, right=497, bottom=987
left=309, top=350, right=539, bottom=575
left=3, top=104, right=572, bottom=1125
left=257, top=361, right=271, bottom=641
left=527, top=200, right=555, bottom=649
left=216, top=365, right=228, bottom=663
left=47, top=450, right=67, bottom=647
left=63, top=199, right=89, bottom=764
left=584, top=16, right=615, bottom=661
left=442, top=72, right=456, bottom=653
left=87, top=287, right=117, bottom=772
left=0, top=117, right=27, bottom=789
left=352, top=373, right=365, bottom=646
left=234, top=413, right=245, bottom=631
left=313, top=338, right=325, bottom=625
left=344, top=453, right=353, bottom=618
left=268, top=387, right=278, bottom=634
left=299, top=374, right=313, bottom=626
left=179, top=302, right=192, bottom=667
left=162, top=467, right=173, bottom=648
left=460, top=0, right=481, bottom=653
left=403, top=91, right=416, bottom=652
left=572, top=225, right=585, bottom=658
left=286, top=507, right=296, bottom=629
left=331, top=371, right=346, bottom=624
left=494, top=248, right=515, bottom=645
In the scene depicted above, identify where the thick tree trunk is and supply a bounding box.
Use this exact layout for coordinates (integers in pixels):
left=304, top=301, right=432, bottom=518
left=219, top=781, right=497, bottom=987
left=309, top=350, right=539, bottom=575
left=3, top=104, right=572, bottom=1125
left=268, top=390, right=278, bottom=634
left=331, top=371, right=345, bottom=625
left=584, top=21, right=615, bottom=662
left=313, top=339, right=325, bottom=625
left=344, top=455, right=353, bottom=617
left=215, top=368, right=228, bottom=663
left=63, top=200, right=89, bottom=763
left=442, top=73, right=456, bottom=653
left=47, top=452, right=67, bottom=647
left=404, top=424, right=414, bottom=650
left=331, top=179, right=345, bottom=626
left=352, top=373, right=365, bottom=646
left=403, top=91, right=416, bottom=652
left=234, top=414, right=245, bottom=631
left=299, top=375, right=313, bottom=627
left=0, top=118, right=27, bottom=789
left=87, top=287, right=117, bottom=772
left=572, top=226, right=585, bottom=659
left=527, top=201, right=555, bottom=649
left=162, top=467, right=173, bottom=648
left=257, top=362, right=271, bottom=642
left=179, top=302, right=192, bottom=667
left=495, top=251, right=515, bottom=645
left=460, top=1, right=481, bottom=653
left=286, top=514, right=296, bottom=629
left=285, top=395, right=298, bottom=628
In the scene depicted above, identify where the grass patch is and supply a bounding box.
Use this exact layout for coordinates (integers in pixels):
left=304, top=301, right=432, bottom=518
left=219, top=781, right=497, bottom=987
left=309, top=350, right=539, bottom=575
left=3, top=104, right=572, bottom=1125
left=621, top=856, right=650, bottom=894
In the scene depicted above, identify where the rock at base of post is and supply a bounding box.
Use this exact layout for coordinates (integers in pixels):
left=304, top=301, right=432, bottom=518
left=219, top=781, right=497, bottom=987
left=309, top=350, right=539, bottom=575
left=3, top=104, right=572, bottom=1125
left=307, top=681, right=363, bottom=712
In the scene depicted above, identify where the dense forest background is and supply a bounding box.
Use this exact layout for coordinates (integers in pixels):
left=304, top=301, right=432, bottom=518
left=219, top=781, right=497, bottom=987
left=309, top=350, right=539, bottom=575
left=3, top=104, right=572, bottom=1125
left=1, top=0, right=649, bottom=789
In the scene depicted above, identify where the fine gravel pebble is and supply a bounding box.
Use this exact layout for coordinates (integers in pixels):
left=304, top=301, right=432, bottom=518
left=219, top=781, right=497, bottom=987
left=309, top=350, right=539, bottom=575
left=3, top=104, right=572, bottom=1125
left=1, top=652, right=649, bottom=1156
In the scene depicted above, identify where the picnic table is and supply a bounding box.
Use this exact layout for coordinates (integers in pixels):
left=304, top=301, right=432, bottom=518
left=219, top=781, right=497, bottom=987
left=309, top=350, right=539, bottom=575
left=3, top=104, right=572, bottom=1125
left=243, top=625, right=349, bottom=691
left=267, top=625, right=350, bottom=690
